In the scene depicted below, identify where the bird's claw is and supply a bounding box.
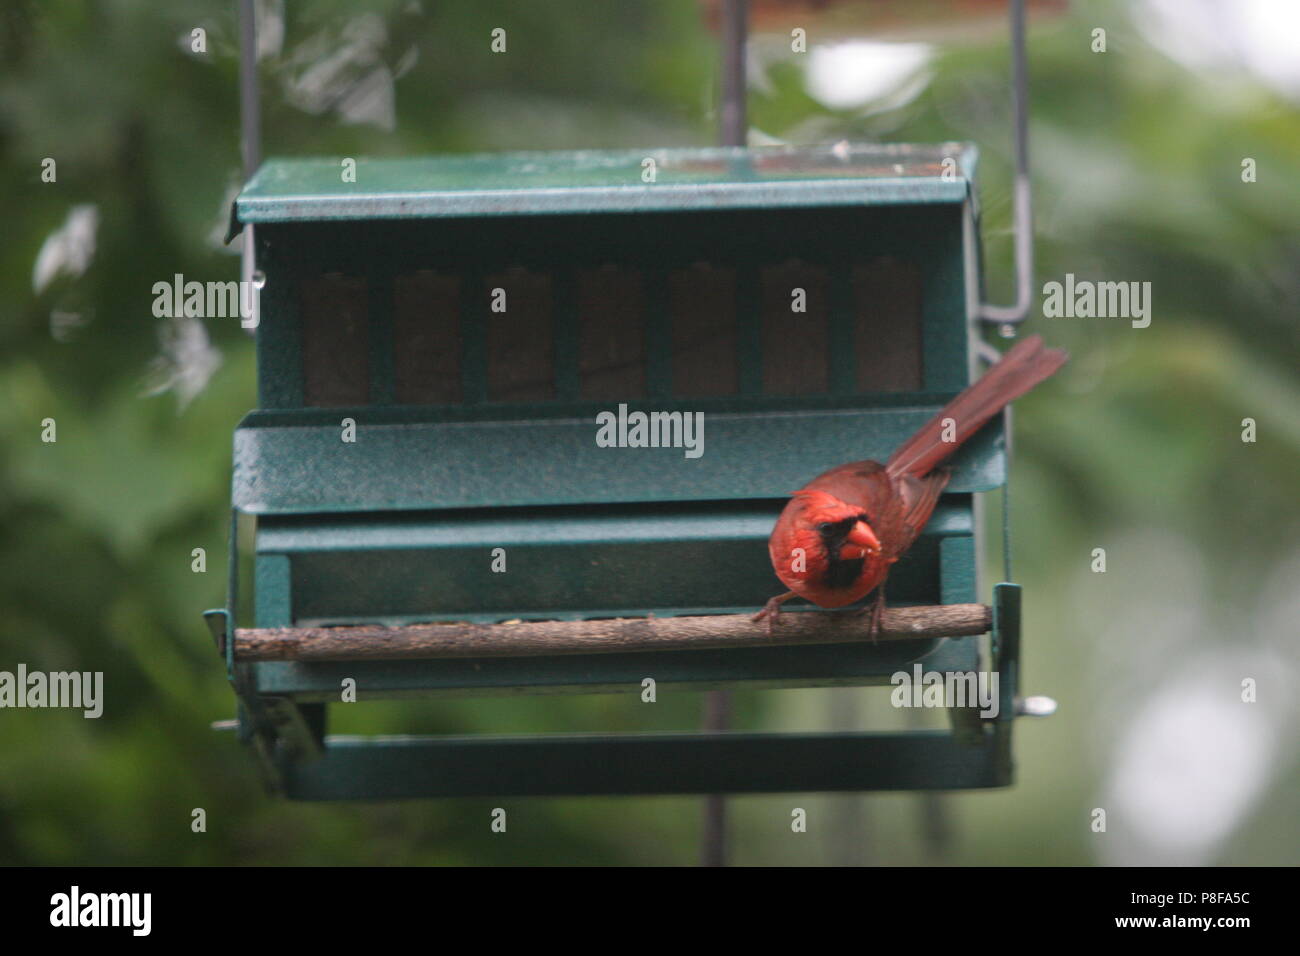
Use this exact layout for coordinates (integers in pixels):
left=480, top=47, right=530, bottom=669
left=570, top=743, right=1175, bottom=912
left=856, top=591, right=887, bottom=645
left=754, top=592, right=796, bottom=637
left=753, top=601, right=783, bottom=636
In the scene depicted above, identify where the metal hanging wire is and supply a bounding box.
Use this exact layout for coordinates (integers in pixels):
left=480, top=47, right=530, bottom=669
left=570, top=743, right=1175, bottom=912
left=700, top=0, right=749, bottom=871
left=238, top=0, right=261, bottom=334
left=979, top=0, right=1033, bottom=335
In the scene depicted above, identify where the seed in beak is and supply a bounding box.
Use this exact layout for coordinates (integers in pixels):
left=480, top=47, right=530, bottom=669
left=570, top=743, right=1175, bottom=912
left=846, top=520, right=881, bottom=553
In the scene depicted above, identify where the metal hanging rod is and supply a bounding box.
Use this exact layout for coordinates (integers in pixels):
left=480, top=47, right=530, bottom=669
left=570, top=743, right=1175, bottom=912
left=979, top=0, right=1034, bottom=330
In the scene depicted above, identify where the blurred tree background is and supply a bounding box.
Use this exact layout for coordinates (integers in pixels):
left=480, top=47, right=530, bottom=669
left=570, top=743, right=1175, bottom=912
left=1, top=0, right=1297, bottom=865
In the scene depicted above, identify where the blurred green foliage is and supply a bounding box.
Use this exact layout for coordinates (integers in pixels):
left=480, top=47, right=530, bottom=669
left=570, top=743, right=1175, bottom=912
left=1, top=0, right=1297, bottom=865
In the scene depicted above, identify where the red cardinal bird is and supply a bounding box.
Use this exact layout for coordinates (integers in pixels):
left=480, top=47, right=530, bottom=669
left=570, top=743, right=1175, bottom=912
left=756, top=334, right=1068, bottom=630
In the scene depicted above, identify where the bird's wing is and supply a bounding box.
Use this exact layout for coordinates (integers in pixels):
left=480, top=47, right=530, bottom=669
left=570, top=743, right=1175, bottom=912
left=894, top=469, right=952, bottom=552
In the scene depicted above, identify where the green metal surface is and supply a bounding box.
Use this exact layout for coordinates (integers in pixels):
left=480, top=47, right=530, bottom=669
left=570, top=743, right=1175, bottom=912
left=281, top=729, right=1007, bottom=800
left=257, top=499, right=971, bottom=553
left=993, top=581, right=1022, bottom=727
left=232, top=410, right=1004, bottom=515
left=235, top=143, right=974, bottom=226
left=260, top=502, right=965, bottom=625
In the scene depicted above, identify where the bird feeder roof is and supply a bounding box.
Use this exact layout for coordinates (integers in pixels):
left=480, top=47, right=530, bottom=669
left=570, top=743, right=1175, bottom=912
left=233, top=142, right=976, bottom=229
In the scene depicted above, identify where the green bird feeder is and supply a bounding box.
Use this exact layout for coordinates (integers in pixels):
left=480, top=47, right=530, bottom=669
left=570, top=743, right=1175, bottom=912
left=203, top=141, right=1040, bottom=799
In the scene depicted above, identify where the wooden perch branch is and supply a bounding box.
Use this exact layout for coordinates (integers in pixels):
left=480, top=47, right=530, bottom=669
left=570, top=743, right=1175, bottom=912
left=233, top=603, right=991, bottom=662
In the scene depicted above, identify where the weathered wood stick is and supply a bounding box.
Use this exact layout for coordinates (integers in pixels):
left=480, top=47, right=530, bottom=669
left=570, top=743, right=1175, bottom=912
left=234, top=603, right=990, bottom=662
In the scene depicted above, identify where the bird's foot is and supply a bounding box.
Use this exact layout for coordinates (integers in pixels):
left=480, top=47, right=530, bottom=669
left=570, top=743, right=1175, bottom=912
left=862, top=590, right=887, bottom=645
left=753, top=592, right=795, bottom=636
left=752, top=602, right=782, bottom=636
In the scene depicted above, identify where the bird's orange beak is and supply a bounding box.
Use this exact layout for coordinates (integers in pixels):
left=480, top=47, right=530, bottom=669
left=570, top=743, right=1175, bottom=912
left=845, top=520, right=881, bottom=554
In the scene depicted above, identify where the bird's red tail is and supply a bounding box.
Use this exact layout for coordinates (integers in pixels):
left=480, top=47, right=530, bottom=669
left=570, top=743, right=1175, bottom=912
left=885, top=334, right=1068, bottom=479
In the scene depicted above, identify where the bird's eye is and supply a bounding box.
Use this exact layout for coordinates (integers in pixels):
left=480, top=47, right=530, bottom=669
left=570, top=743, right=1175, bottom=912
left=816, top=522, right=832, bottom=533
